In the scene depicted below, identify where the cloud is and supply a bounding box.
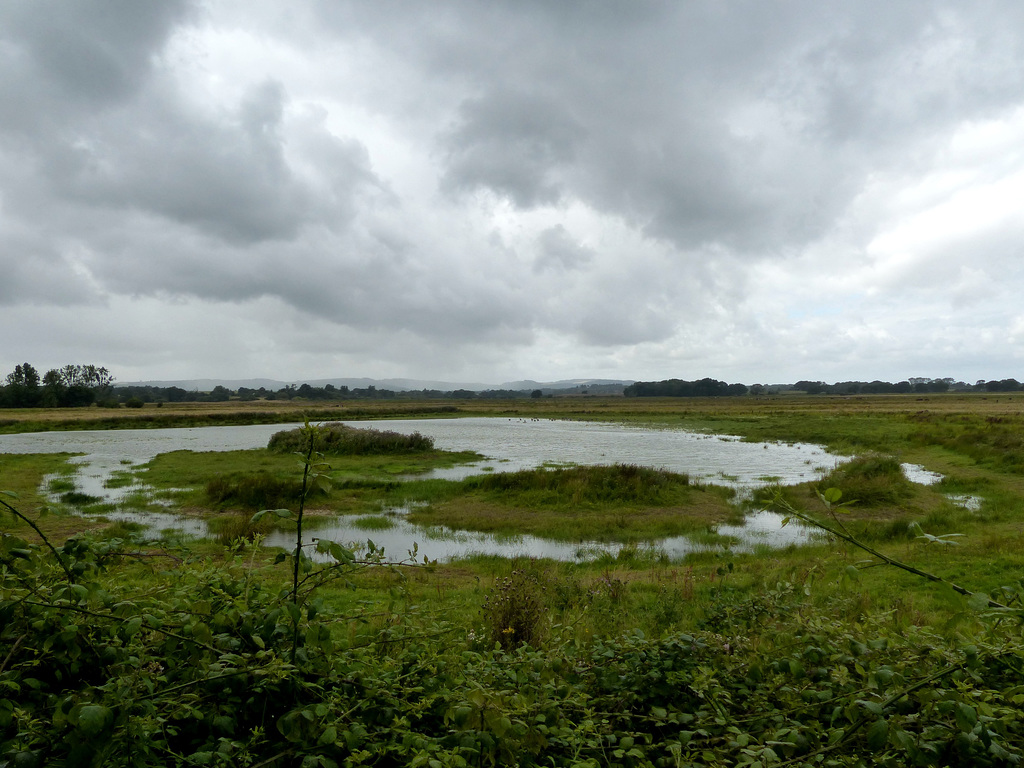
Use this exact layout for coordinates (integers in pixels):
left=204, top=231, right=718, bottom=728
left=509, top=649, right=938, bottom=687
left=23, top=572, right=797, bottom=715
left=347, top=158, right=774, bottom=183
left=441, top=88, right=585, bottom=207
left=2, top=0, right=1024, bottom=383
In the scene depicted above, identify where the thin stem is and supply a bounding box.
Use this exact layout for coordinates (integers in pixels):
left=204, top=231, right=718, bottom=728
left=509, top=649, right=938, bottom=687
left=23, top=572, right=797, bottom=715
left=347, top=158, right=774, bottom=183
left=773, top=494, right=1009, bottom=610
left=290, top=423, right=318, bottom=664
left=1, top=495, right=74, bottom=583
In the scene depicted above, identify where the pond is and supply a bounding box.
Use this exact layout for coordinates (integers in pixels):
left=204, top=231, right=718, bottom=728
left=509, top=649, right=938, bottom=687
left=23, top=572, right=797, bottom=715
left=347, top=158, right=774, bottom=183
left=0, top=418, right=846, bottom=560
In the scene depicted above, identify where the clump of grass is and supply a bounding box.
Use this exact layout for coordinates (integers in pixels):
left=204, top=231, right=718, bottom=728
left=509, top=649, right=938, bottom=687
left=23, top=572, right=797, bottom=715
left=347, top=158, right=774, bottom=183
left=350, top=515, right=395, bottom=531
left=464, top=464, right=689, bottom=505
left=103, top=471, right=137, bottom=489
left=60, top=491, right=103, bottom=506
left=47, top=477, right=76, bottom=494
left=206, top=512, right=275, bottom=545
left=268, top=423, right=434, bottom=455
left=818, top=454, right=912, bottom=506
left=206, top=471, right=322, bottom=511
left=98, top=520, right=146, bottom=539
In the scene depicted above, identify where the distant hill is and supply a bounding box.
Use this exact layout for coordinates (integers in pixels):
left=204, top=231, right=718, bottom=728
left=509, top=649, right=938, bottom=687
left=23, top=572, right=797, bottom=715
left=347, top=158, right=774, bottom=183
left=118, top=377, right=635, bottom=393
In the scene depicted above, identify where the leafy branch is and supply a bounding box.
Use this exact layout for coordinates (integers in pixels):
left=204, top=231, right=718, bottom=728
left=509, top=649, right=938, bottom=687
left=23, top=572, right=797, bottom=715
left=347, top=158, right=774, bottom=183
left=772, top=487, right=1010, bottom=610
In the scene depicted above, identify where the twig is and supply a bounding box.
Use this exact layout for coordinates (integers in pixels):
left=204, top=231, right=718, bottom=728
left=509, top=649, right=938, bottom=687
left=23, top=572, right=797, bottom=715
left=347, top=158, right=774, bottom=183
left=772, top=494, right=1009, bottom=610
left=0, top=495, right=74, bottom=582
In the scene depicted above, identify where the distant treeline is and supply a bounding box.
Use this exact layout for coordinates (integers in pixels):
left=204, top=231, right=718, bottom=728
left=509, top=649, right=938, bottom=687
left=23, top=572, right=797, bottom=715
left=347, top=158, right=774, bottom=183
left=111, top=383, right=546, bottom=404
left=1, top=362, right=115, bottom=408
left=6, top=362, right=1022, bottom=408
left=626, top=377, right=1023, bottom=398
left=791, top=378, right=1023, bottom=394
left=624, top=378, right=750, bottom=397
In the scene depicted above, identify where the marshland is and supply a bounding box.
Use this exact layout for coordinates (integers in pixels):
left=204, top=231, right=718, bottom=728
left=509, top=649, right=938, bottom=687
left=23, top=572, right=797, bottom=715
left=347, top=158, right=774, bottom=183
left=2, top=393, right=1024, bottom=766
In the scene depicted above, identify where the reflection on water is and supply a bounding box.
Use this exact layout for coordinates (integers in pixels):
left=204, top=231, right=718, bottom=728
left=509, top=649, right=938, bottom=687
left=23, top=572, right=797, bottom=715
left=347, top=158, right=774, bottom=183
left=261, top=507, right=825, bottom=563
left=0, top=418, right=846, bottom=561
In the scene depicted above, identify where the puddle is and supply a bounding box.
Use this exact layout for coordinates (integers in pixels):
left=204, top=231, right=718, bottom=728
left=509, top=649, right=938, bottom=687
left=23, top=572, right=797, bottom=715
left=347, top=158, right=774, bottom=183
left=946, top=494, right=983, bottom=512
left=901, top=463, right=985, bottom=512
left=901, top=463, right=944, bottom=485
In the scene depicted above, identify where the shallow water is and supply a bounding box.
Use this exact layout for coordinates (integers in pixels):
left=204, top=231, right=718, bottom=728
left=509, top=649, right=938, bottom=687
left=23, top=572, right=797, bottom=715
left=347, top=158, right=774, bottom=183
left=262, top=508, right=824, bottom=563
left=351, top=418, right=842, bottom=487
left=0, top=418, right=846, bottom=561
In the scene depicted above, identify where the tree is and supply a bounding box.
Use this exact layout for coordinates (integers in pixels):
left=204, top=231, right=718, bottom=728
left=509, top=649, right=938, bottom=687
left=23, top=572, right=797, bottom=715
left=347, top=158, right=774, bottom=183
left=2, top=363, right=42, bottom=407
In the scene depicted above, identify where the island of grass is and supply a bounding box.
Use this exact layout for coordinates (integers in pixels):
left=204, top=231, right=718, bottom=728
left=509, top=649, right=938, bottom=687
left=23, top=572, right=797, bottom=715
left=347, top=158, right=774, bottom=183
left=394, top=464, right=738, bottom=542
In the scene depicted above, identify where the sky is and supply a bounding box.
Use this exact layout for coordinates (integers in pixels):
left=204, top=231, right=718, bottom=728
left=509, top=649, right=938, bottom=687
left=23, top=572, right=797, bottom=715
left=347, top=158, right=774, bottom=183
left=2, top=1, right=1024, bottom=387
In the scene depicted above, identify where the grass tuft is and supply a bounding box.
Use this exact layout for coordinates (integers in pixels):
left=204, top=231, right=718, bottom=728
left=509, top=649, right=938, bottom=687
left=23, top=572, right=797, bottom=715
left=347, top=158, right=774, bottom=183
left=818, top=453, right=913, bottom=506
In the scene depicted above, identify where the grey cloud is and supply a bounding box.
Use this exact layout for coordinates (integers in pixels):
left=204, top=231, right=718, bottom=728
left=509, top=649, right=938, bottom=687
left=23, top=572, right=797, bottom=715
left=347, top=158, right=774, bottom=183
left=343, top=1, right=1024, bottom=251
left=42, top=81, right=376, bottom=244
left=533, top=226, right=594, bottom=273
left=4, top=0, right=1024, bottom=382
left=0, top=1, right=192, bottom=130
left=441, top=89, right=584, bottom=207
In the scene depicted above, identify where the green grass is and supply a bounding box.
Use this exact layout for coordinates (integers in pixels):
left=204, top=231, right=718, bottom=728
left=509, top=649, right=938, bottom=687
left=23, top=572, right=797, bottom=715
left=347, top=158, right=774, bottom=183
left=349, top=515, right=396, bottom=531
left=392, top=465, right=738, bottom=542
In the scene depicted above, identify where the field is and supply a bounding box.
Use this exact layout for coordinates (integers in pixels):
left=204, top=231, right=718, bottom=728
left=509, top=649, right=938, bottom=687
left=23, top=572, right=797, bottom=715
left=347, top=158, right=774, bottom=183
left=2, top=393, right=1024, bottom=766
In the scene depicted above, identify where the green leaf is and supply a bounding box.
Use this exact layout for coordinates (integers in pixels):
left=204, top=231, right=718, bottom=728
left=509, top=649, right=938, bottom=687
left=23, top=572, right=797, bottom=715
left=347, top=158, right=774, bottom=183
left=822, top=487, right=843, bottom=504
left=955, top=702, right=977, bottom=732
left=328, top=541, right=354, bottom=563
left=0, top=490, right=19, bottom=499
left=866, top=718, right=888, bottom=751
left=77, top=705, right=112, bottom=737
left=968, top=592, right=991, bottom=611
left=124, top=617, right=143, bottom=637
left=857, top=700, right=884, bottom=716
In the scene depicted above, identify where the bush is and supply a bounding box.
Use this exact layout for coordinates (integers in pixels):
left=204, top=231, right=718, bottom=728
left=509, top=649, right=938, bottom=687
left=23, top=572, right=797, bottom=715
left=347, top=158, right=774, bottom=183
left=268, top=422, right=434, bottom=455
left=205, top=471, right=317, bottom=510
left=819, top=453, right=913, bottom=506
left=466, top=464, right=688, bottom=505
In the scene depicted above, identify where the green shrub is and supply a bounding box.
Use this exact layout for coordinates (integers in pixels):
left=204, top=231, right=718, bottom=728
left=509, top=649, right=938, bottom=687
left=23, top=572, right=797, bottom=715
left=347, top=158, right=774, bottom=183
left=465, top=463, right=688, bottom=505
left=268, top=422, right=434, bottom=455
left=819, top=453, right=913, bottom=506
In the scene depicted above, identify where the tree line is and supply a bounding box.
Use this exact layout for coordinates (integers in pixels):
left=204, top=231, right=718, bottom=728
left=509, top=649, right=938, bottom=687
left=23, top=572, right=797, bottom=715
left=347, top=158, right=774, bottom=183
left=624, top=378, right=750, bottom=398
left=626, top=376, right=1022, bottom=398
left=112, top=382, right=543, bottom=405
left=791, top=378, right=1023, bottom=394
left=0, top=363, right=114, bottom=408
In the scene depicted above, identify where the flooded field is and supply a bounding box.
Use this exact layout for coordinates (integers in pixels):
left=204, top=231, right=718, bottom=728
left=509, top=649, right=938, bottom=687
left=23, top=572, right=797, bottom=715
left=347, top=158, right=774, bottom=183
left=1, top=418, right=850, bottom=560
